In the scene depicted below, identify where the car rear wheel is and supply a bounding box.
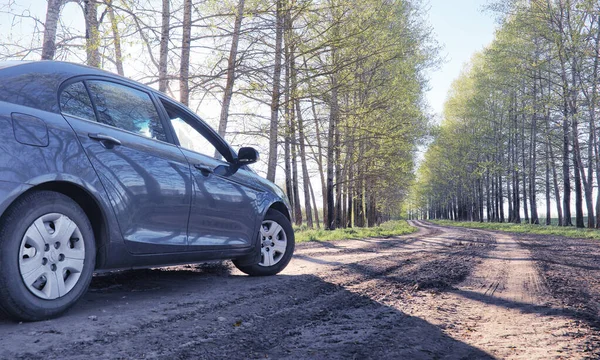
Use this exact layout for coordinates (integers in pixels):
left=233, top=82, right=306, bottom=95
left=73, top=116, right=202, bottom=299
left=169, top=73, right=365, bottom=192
left=234, top=209, right=294, bottom=276
left=0, top=191, right=96, bottom=321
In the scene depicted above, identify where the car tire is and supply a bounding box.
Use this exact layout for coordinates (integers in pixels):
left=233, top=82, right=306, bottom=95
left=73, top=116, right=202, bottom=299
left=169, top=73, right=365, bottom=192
left=234, top=209, right=295, bottom=276
left=0, top=190, right=96, bottom=321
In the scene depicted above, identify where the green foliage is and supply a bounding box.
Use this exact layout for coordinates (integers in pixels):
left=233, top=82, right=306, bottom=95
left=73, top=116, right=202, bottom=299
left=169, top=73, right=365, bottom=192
left=432, top=220, right=600, bottom=240
left=294, top=220, right=417, bottom=243
left=296, top=0, right=439, bottom=220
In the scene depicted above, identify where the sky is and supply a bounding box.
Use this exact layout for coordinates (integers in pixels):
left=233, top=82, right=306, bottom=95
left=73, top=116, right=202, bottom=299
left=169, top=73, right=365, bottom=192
left=424, top=0, right=498, bottom=120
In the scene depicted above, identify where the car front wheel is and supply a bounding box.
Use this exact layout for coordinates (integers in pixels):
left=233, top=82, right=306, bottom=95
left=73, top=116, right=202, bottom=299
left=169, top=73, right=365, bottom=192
left=0, top=191, right=96, bottom=321
left=234, top=209, right=294, bottom=276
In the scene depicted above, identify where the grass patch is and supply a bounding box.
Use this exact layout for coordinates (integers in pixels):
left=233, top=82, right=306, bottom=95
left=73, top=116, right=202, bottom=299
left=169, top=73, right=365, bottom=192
left=294, top=220, right=417, bottom=243
left=432, top=219, right=600, bottom=240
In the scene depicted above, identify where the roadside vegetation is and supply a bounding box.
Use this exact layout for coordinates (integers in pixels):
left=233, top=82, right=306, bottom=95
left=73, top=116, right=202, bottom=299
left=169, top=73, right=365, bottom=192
left=409, top=1, right=600, bottom=229
left=294, top=220, right=417, bottom=243
left=432, top=220, right=600, bottom=240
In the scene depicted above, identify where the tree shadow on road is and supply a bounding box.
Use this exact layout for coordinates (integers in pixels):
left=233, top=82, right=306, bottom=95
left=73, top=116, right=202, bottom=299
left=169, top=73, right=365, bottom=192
left=0, top=268, right=494, bottom=360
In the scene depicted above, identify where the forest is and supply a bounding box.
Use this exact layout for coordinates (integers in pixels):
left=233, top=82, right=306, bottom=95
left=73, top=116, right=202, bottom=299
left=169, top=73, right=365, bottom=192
left=413, top=0, right=600, bottom=228
left=0, top=0, right=437, bottom=230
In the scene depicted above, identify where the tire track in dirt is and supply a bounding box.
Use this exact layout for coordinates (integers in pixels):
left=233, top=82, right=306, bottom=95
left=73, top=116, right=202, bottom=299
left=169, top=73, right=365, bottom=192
left=0, top=221, right=597, bottom=359
left=407, top=223, right=596, bottom=359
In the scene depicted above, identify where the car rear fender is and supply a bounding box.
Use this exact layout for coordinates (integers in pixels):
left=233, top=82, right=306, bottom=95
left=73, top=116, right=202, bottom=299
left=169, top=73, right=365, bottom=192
left=0, top=100, right=123, bottom=268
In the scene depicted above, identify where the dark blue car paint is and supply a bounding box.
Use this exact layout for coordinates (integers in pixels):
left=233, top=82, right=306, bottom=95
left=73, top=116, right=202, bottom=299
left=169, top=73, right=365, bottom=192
left=0, top=61, right=292, bottom=271
left=12, top=113, right=50, bottom=147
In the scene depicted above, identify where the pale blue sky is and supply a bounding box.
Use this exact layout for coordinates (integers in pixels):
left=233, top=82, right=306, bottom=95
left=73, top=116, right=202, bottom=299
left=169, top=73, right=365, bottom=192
left=425, top=0, right=498, bottom=119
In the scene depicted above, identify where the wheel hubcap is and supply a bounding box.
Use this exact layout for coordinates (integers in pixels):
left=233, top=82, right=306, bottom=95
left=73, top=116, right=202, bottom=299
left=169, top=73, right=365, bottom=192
left=258, top=220, right=287, bottom=267
left=18, top=213, right=85, bottom=300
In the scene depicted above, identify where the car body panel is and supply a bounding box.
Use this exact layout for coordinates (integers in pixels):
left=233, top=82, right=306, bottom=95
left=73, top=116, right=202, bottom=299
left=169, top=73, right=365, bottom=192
left=0, top=60, right=292, bottom=272
left=180, top=148, right=261, bottom=248
left=0, top=100, right=125, bottom=265
left=12, top=113, right=49, bottom=147
left=63, top=113, right=193, bottom=254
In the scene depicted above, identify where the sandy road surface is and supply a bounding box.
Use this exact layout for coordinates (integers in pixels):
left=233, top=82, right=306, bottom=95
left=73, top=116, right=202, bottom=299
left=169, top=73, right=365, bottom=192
left=0, top=221, right=598, bottom=359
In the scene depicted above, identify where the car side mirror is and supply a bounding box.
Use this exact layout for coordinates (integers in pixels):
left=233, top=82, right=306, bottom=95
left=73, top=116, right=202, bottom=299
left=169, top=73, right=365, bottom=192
left=236, top=147, right=259, bottom=165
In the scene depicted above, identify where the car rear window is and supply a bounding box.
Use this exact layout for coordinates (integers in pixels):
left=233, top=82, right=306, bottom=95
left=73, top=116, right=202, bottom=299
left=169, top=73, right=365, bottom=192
left=60, top=82, right=96, bottom=121
left=86, top=81, right=168, bottom=142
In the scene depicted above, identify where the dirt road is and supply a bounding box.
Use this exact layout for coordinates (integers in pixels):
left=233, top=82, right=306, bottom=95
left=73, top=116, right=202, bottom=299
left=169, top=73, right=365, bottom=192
left=0, top=221, right=598, bottom=359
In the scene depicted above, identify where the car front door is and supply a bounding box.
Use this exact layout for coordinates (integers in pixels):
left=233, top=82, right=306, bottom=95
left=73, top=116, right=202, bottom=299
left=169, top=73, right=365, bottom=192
left=59, top=79, right=192, bottom=254
left=157, top=98, right=262, bottom=249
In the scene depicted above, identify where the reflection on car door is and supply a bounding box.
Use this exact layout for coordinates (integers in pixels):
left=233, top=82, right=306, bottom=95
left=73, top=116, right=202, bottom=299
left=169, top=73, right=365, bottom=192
left=158, top=99, right=261, bottom=249
left=60, top=80, right=192, bottom=254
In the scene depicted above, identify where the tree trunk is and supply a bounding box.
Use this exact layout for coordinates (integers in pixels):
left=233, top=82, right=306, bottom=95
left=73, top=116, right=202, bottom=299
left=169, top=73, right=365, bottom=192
left=558, top=45, right=572, bottom=226
left=84, top=0, right=100, bottom=67
left=266, top=0, right=284, bottom=182
left=507, top=156, right=513, bottom=223
left=283, top=34, right=293, bottom=219
left=346, top=164, right=353, bottom=227
left=511, top=102, right=521, bottom=223
left=286, top=10, right=302, bottom=226
left=334, top=121, right=342, bottom=228
left=562, top=100, right=572, bottom=226
left=545, top=143, right=551, bottom=226
left=284, top=130, right=293, bottom=219
left=107, top=0, right=124, bottom=76
left=520, top=104, right=529, bottom=223
left=179, top=0, right=192, bottom=105
left=289, top=99, right=302, bottom=226
left=41, top=0, right=64, bottom=60
left=158, top=0, right=170, bottom=93
left=354, top=149, right=364, bottom=227
left=569, top=61, right=584, bottom=228
left=478, top=178, right=484, bottom=222
left=549, top=132, right=563, bottom=226
left=545, top=65, right=563, bottom=226
left=296, top=99, right=313, bottom=228
left=591, top=23, right=600, bottom=228
left=486, top=166, right=491, bottom=221
left=325, top=7, right=340, bottom=230
left=326, top=73, right=338, bottom=229
left=308, top=177, right=320, bottom=229
left=529, top=74, right=538, bottom=224
left=498, top=150, right=504, bottom=222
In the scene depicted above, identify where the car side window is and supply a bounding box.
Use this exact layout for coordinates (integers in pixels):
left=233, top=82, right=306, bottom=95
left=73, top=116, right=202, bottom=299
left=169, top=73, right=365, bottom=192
left=86, top=81, right=167, bottom=142
left=161, top=100, right=224, bottom=159
left=59, top=82, right=96, bottom=121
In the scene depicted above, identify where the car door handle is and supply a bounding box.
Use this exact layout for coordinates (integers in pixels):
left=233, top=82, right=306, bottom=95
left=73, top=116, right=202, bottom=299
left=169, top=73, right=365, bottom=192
left=193, top=164, right=214, bottom=175
left=88, top=133, right=122, bottom=147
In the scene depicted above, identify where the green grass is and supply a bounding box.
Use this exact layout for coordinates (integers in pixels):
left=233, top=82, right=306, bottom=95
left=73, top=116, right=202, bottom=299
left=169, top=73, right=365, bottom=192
left=294, top=220, right=417, bottom=243
left=432, top=219, right=600, bottom=240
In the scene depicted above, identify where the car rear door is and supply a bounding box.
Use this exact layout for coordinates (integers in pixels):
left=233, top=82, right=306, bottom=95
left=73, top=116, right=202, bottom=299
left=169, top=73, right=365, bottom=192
left=59, top=79, right=192, bottom=254
left=157, top=97, right=262, bottom=249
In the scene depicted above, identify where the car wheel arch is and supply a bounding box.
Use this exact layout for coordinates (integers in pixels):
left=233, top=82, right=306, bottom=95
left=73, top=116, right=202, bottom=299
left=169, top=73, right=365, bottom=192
left=3, top=181, right=109, bottom=269
left=267, top=201, right=291, bottom=222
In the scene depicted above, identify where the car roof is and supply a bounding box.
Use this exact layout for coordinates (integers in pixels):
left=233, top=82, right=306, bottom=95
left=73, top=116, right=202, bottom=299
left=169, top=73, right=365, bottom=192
left=0, top=60, right=33, bottom=70
left=0, top=61, right=149, bottom=113
left=0, top=60, right=123, bottom=79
